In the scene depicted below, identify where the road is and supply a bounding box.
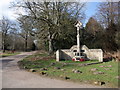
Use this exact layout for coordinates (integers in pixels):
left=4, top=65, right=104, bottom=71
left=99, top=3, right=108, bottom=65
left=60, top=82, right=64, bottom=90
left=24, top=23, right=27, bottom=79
left=0, top=51, right=105, bottom=88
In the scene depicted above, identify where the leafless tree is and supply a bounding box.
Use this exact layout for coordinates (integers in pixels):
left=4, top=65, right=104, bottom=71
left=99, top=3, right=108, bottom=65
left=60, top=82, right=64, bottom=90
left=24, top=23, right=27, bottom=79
left=17, top=15, right=33, bottom=51
left=11, top=1, right=86, bottom=54
left=96, top=2, right=119, bottom=28
left=0, top=17, right=11, bottom=52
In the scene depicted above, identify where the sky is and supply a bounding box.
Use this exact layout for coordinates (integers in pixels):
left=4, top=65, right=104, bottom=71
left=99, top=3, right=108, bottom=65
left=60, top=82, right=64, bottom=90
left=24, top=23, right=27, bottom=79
left=0, top=0, right=100, bottom=25
left=0, top=0, right=14, bottom=19
left=85, top=2, right=99, bottom=24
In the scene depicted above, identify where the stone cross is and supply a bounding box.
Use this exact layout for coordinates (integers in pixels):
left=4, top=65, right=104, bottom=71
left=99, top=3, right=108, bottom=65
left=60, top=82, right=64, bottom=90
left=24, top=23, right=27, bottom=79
left=33, top=40, right=37, bottom=46
left=75, top=21, right=82, bottom=54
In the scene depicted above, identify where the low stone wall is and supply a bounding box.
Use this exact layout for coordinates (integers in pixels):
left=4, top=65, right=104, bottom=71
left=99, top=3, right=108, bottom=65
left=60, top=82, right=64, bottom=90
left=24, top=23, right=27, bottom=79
left=87, top=49, right=103, bottom=62
left=56, top=45, right=103, bottom=62
left=82, top=45, right=103, bottom=62
left=56, top=49, right=73, bottom=61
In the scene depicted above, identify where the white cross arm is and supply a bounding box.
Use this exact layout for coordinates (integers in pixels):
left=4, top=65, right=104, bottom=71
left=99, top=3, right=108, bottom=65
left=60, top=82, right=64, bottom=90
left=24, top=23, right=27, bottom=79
left=75, top=21, right=82, bottom=27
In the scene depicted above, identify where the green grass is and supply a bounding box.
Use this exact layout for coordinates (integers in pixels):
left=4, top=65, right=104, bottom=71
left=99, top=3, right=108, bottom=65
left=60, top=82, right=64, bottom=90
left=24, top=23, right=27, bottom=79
left=18, top=53, right=119, bottom=88
left=0, top=52, right=20, bottom=57
left=60, top=60, right=99, bottom=64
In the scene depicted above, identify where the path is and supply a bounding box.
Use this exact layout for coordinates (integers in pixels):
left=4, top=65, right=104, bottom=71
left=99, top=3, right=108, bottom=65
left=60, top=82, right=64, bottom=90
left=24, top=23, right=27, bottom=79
left=0, top=51, right=105, bottom=88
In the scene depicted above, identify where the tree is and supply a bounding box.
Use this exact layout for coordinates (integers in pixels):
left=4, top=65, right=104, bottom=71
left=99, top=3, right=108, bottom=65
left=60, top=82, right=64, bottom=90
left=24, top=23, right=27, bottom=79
left=85, top=17, right=103, bottom=35
left=96, top=2, right=119, bottom=28
left=12, top=1, right=86, bottom=54
left=0, top=31, right=2, bottom=50
left=17, top=15, right=33, bottom=51
left=82, top=17, right=104, bottom=49
left=8, top=22, right=19, bottom=51
left=94, top=2, right=119, bottom=52
left=0, top=17, right=11, bottom=52
left=104, top=23, right=118, bottom=52
left=115, top=31, right=120, bottom=50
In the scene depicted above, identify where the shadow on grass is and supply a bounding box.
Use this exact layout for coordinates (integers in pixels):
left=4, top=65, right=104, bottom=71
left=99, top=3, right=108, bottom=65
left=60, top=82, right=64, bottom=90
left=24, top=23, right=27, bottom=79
left=103, top=57, right=113, bottom=62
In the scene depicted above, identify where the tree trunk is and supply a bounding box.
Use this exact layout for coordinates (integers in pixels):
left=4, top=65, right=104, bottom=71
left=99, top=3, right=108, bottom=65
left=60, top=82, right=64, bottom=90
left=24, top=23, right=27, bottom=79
left=25, top=34, right=28, bottom=52
left=2, top=34, right=5, bottom=53
left=2, top=39, right=5, bottom=53
left=49, top=38, right=53, bottom=55
left=48, top=32, right=53, bottom=55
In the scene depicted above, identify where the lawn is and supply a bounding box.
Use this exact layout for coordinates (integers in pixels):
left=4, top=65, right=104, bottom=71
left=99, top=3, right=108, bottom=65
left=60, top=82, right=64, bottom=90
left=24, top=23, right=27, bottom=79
left=0, top=51, right=20, bottom=57
left=18, top=52, right=119, bottom=88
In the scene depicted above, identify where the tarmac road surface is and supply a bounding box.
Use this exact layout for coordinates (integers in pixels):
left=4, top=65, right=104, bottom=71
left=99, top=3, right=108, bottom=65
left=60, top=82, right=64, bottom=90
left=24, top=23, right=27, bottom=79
left=0, top=51, right=106, bottom=88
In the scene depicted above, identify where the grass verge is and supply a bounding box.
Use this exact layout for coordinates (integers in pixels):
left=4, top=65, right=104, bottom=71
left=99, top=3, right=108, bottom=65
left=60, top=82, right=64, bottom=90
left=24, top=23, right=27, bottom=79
left=0, top=51, right=20, bottom=57
left=18, top=52, right=119, bottom=88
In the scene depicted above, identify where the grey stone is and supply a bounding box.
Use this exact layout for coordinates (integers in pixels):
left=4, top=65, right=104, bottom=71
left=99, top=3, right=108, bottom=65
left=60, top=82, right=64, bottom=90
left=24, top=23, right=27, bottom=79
left=91, top=68, right=98, bottom=72
left=30, top=69, right=36, bottom=72
left=50, top=63, right=56, bottom=66
left=94, top=81, right=105, bottom=85
left=72, top=69, right=82, bottom=73
left=98, top=71, right=104, bottom=74
left=41, top=72, right=46, bottom=75
left=72, top=69, right=76, bottom=72
left=64, top=76, right=70, bottom=80
left=115, top=76, right=120, bottom=79
left=40, top=68, right=48, bottom=71
left=74, top=70, right=82, bottom=73
left=94, top=81, right=99, bottom=85
left=24, top=66, right=28, bottom=69
left=100, top=82, right=105, bottom=85
left=61, top=69, right=65, bottom=71
left=60, top=75, right=64, bottom=78
left=93, top=71, right=104, bottom=75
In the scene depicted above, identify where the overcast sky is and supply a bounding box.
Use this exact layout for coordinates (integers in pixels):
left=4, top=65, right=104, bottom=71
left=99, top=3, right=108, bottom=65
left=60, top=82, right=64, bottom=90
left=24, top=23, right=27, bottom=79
left=0, top=0, right=14, bottom=19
